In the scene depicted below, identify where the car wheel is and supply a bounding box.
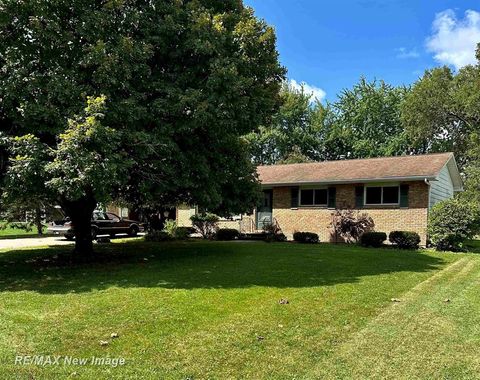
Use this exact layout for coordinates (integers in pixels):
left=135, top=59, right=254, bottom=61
left=91, top=227, right=98, bottom=240
left=128, top=226, right=138, bottom=237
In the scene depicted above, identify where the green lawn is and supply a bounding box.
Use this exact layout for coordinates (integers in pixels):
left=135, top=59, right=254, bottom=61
left=0, top=222, right=45, bottom=238
left=0, top=240, right=479, bottom=379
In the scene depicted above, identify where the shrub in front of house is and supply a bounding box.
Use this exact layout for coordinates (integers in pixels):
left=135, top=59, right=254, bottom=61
left=175, top=227, right=194, bottom=239
left=428, top=198, right=479, bottom=251
left=389, top=231, right=421, bottom=249
left=293, top=231, right=319, bottom=244
left=261, top=221, right=285, bottom=242
left=163, top=219, right=178, bottom=237
left=265, top=232, right=287, bottom=243
left=262, top=221, right=286, bottom=242
left=145, top=230, right=173, bottom=242
left=161, top=220, right=192, bottom=240
left=190, top=213, right=219, bottom=239
left=359, top=232, right=387, bottom=247
left=330, top=209, right=375, bottom=243
left=216, top=228, right=239, bottom=241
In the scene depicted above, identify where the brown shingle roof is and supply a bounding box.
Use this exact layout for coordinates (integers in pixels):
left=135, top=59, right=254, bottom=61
left=257, top=153, right=454, bottom=185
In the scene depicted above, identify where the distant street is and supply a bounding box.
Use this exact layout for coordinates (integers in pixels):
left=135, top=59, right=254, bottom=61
left=0, top=234, right=145, bottom=251
left=0, top=236, right=74, bottom=250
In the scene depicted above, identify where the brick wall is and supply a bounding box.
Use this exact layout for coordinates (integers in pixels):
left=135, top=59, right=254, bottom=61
left=272, top=181, right=429, bottom=245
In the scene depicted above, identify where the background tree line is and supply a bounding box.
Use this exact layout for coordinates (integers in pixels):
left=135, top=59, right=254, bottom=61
left=246, top=43, right=480, bottom=205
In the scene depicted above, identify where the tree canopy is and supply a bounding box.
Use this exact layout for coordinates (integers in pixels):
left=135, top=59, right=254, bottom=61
left=247, top=78, right=413, bottom=164
left=401, top=43, right=480, bottom=168
left=0, top=0, right=285, bottom=253
left=322, top=78, right=411, bottom=160
left=245, top=82, right=320, bottom=165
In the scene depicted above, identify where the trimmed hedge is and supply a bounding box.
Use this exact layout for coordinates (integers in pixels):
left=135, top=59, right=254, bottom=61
left=293, top=231, right=319, bottom=244
left=360, top=232, right=387, bottom=247
left=216, top=228, right=240, bottom=241
left=265, top=232, right=287, bottom=243
left=389, top=231, right=421, bottom=249
left=145, top=231, right=173, bottom=242
left=175, top=227, right=194, bottom=239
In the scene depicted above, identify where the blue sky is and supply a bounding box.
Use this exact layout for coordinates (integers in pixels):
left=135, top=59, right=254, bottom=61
left=244, top=0, right=480, bottom=102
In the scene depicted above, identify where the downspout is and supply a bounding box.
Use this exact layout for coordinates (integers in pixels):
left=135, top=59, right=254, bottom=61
left=424, top=178, right=431, bottom=208
left=424, top=178, right=431, bottom=246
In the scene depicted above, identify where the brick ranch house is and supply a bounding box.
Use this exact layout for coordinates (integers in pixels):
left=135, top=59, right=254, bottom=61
left=177, top=152, right=462, bottom=245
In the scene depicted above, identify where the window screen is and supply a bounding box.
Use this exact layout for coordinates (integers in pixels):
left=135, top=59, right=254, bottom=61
left=314, top=189, right=328, bottom=205
left=382, top=186, right=399, bottom=204
left=300, top=189, right=314, bottom=205
left=365, top=187, right=382, bottom=204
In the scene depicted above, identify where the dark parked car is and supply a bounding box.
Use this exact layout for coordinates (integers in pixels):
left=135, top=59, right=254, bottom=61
left=48, top=211, right=144, bottom=240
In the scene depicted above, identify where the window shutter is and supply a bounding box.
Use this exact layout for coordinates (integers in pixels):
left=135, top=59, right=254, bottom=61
left=355, top=186, right=364, bottom=208
left=328, top=187, right=337, bottom=208
left=400, top=185, right=409, bottom=207
left=291, top=187, right=299, bottom=208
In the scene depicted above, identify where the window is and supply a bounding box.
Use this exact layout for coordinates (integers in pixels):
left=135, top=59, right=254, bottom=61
left=365, top=186, right=399, bottom=205
left=366, top=187, right=382, bottom=204
left=300, top=188, right=328, bottom=206
left=300, top=189, right=314, bottom=205
left=383, top=186, right=400, bottom=204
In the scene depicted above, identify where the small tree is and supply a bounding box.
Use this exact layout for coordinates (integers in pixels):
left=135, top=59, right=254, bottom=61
left=330, top=209, right=374, bottom=243
left=0, top=133, right=51, bottom=235
left=2, top=97, right=128, bottom=253
left=428, top=198, right=479, bottom=251
left=191, top=213, right=219, bottom=239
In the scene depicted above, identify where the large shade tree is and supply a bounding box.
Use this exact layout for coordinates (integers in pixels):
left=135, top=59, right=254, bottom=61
left=244, top=82, right=320, bottom=165
left=320, top=78, right=412, bottom=160
left=0, top=0, right=285, bottom=254
left=401, top=43, right=480, bottom=169
left=247, top=78, right=414, bottom=165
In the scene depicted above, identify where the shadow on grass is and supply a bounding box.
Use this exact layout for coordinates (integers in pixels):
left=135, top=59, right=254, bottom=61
left=464, top=240, right=480, bottom=254
left=0, top=240, right=448, bottom=294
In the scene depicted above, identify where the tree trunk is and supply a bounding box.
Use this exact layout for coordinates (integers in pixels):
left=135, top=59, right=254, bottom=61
left=35, top=207, right=43, bottom=235
left=61, top=195, right=97, bottom=255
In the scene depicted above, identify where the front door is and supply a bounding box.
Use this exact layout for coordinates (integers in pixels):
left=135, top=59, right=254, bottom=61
left=256, top=190, right=273, bottom=230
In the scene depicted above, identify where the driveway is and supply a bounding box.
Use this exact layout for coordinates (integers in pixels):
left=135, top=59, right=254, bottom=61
left=0, top=233, right=144, bottom=251
left=0, top=236, right=74, bottom=250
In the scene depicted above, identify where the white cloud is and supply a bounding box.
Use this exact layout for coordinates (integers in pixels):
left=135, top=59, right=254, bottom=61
left=289, top=79, right=326, bottom=103
left=426, top=9, right=480, bottom=70
left=395, top=47, right=420, bottom=59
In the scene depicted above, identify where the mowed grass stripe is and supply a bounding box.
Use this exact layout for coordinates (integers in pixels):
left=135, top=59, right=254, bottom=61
left=312, top=256, right=480, bottom=380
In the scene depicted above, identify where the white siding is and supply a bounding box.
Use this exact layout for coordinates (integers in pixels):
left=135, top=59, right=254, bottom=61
left=429, top=165, right=454, bottom=208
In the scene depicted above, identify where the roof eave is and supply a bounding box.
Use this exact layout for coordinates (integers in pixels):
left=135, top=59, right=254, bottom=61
left=260, top=175, right=437, bottom=187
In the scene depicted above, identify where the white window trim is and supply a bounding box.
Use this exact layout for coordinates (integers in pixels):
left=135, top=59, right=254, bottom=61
left=364, top=185, right=400, bottom=206
left=299, top=188, right=328, bottom=207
